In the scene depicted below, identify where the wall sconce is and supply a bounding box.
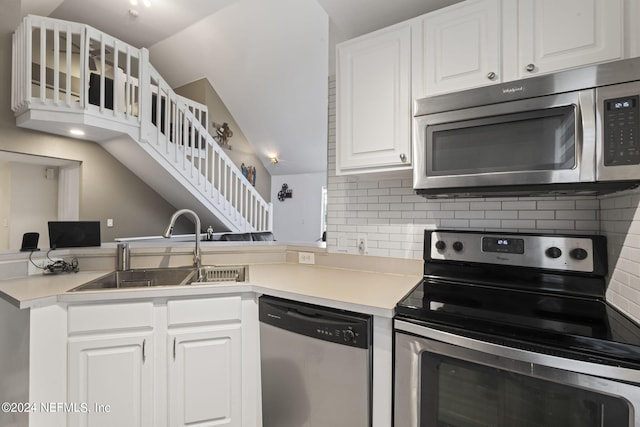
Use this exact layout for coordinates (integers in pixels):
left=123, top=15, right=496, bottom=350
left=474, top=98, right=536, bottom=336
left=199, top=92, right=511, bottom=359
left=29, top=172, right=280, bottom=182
left=212, top=122, right=233, bottom=149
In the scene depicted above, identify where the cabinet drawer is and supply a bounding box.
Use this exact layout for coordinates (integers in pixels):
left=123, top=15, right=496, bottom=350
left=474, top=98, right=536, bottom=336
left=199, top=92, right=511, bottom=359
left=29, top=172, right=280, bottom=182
left=68, top=302, right=154, bottom=334
left=168, top=296, right=242, bottom=326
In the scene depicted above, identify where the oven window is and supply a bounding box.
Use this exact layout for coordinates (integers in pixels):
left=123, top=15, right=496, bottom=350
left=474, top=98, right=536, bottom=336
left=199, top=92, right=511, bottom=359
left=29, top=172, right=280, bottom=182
left=427, top=106, right=576, bottom=176
left=421, top=354, right=628, bottom=427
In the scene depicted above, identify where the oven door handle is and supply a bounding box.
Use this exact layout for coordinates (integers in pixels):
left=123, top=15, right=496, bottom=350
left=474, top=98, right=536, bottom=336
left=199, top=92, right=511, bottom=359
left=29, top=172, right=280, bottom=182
left=394, top=319, right=640, bottom=384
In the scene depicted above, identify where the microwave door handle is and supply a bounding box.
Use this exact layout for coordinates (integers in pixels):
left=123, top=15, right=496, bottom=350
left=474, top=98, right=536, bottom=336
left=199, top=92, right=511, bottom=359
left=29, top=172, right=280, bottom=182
left=578, top=89, right=596, bottom=182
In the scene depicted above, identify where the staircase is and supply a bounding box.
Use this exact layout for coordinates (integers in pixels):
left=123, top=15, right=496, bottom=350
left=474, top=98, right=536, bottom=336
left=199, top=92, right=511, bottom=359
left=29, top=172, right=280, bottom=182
left=11, top=15, right=272, bottom=233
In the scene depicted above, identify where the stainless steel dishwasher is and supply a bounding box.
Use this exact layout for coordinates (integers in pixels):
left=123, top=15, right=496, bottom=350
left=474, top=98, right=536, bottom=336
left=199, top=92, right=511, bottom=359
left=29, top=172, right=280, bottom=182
left=259, top=295, right=372, bottom=427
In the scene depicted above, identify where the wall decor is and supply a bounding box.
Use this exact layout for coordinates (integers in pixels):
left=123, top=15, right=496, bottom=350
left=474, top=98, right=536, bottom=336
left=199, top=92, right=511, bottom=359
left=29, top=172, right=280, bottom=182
left=212, top=122, right=233, bottom=148
left=241, top=163, right=257, bottom=186
left=277, top=183, right=293, bottom=201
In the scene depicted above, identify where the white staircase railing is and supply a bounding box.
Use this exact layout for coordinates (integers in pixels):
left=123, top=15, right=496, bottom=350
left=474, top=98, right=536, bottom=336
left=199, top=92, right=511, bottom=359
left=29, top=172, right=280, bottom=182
left=11, top=15, right=272, bottom=233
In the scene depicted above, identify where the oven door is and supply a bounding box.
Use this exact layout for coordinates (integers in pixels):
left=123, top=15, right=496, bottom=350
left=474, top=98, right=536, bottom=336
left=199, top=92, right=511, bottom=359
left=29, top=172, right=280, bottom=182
left=413, top=90, right=596, bottom=194
left=394, top=320, right=640, bottom=427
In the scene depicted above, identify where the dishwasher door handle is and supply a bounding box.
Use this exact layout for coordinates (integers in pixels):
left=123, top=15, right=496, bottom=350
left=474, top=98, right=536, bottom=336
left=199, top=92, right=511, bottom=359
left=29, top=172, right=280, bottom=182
left=286, top=308, right=350, bottom=325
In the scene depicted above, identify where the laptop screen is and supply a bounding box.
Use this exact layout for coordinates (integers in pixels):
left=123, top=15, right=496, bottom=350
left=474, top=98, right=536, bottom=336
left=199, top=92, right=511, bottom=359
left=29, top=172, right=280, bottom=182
left=48, top=221, right=101, bottom=249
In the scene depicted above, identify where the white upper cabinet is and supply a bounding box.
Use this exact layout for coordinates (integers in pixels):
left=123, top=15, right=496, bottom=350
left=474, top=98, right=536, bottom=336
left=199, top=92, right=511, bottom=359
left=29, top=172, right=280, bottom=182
left=516, top=0, right=623, bottom=78
left=336, top=0, right=634, bottom=174
left=418, top=0, right=626, bottom=96
left=336, top=23, right=413, bottom=175
left=416, top=0, right=501, bottom=97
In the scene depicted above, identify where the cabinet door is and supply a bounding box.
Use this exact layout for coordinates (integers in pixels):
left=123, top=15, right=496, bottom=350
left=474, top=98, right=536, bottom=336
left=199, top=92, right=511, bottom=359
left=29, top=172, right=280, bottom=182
left=518, top=0, right=623, bottom=77
left=419, top=0, right=501, bottom=96
left=168, top=325, right=242, bottom=427
left=336, top=23, right=412, bottom=174
left=68, top=332, right=154, bottom=427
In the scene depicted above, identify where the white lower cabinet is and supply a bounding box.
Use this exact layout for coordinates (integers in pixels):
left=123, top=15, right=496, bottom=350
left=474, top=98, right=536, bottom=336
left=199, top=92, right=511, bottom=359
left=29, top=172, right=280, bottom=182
left=67, top=301, right=155, bottom=427
left=168, top=326, right=241, bottom=426
left=66, top=297, right=245, bottom=427
left=68, top=332, right=154, bottom=427
left=167, top=297, right=243, bottom=427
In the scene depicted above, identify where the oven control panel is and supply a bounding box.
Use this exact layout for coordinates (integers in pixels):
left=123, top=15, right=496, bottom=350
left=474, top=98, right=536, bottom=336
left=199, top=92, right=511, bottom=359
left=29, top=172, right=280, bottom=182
left=429, top=231, right=598, bottom=273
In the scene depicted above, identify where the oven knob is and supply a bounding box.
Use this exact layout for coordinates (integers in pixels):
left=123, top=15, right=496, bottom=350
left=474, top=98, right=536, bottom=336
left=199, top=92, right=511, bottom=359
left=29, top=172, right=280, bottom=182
left=545, top=247, right=562, bottom=259
left=570, top=248, right=588, bottom=260
left=452, top=241, right=464, bottom=252
left=435, top=240, right=446, bottom=251
left=343, top=329, right=355, bottom=343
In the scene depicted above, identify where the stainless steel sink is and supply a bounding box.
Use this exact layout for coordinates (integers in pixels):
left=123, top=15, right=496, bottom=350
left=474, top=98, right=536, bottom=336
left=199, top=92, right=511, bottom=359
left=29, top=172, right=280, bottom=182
left=69, top=265, right=248, bottom=292
left=69, top=267, right=196, bottom=291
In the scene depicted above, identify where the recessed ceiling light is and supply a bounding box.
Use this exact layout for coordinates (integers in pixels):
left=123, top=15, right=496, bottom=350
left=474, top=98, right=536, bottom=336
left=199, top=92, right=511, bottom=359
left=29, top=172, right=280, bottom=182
left=142, top=0, right=152, bottom=7
left=69, top=129, right=85, bottom=136
left=129, top=0, right=138, bottom=5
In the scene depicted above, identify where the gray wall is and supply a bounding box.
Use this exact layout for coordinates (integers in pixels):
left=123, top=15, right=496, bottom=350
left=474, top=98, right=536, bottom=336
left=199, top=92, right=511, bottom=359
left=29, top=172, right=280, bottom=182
left=174, top=78, right=272, bottom=202
left=0, top=6, right=191, bottom=248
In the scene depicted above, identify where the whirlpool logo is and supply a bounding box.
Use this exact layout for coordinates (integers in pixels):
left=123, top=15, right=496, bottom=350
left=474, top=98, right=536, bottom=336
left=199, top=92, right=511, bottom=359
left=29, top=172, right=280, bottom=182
left=502, top=86, right=524, bottom=94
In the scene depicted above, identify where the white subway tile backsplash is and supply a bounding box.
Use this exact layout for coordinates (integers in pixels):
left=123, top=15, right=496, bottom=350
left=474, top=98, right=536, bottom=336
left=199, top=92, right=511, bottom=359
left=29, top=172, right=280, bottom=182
left=327, top=74, right=600, bottom=261
left=518, top=210, right=555, bottom=220
left=440, top=202, right=470, bottom=211
left=536, top=220, right=575, bottom=230
left=368, top=188, right=390, bottom=196
left=556, top=210, right=596, bottom=220
left=486, top=210, right=519, bottom=219
left=470, top=201, right=502, bottom=210
left=441, top=219, right=470, bottom=228
left=326, top=75, right=640, bottom=323
left=576, top=221, right=600, bottom=231
left=500, top=219, right=537, bottom=229
left=470, top=219, right=502, bottom=229
left=536, top=200, right=576, bottom=210
left=454, top=210, right=485, bottom=219
left=600, top=187, right=640, bottom=323
left=576, top=199, right=600, bottom=210
left=501, top=201, right=537, bottom=210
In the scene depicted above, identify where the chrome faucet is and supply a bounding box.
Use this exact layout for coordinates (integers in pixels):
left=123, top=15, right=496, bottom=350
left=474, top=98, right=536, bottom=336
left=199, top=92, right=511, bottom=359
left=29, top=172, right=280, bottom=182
left=163, top=209, right=201, bottom=279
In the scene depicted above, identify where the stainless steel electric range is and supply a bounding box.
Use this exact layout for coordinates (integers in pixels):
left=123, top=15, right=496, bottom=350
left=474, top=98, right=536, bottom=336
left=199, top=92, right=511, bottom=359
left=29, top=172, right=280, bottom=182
left=394, top=230, right=640, bottom=427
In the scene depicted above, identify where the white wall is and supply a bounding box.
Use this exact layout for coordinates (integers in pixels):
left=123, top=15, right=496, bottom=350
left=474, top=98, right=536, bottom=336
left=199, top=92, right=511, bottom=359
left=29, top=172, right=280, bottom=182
left=8, top=162, right=58, bottom=250
left=271, top=172, right=327, bottom=243
left=149, top=0, right=329, bottom=176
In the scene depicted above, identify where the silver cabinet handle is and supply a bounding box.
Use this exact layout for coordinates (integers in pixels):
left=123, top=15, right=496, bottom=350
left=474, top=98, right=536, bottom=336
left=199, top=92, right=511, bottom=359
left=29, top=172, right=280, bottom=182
left=142, top=339, right=146, bottom=363
left=173, top=337, right=176, bottom=361
left=526, top=63, right=535, bottom=72
left=400, top=153, right=407, bottom=163
left=487, top=71, right=496, bottom=80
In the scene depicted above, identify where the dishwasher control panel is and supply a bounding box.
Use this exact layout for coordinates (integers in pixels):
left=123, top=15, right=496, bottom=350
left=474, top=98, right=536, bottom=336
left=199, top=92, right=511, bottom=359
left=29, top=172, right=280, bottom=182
left=259, top=296, right=372, bottom=349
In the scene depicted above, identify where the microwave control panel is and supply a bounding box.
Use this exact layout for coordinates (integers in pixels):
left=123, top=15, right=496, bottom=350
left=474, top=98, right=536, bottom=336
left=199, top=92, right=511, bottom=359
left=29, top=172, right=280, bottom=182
left=603, top=95, right=640, bottom=166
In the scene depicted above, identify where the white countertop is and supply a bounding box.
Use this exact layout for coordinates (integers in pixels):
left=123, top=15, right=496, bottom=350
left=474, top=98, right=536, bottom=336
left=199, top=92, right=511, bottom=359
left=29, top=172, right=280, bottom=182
left=0, top=263, right=421, bottom=317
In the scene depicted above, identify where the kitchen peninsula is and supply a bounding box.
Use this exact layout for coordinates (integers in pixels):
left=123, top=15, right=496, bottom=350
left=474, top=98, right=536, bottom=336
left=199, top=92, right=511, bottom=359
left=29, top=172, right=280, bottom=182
left=0, top=242, right=421, bottom=427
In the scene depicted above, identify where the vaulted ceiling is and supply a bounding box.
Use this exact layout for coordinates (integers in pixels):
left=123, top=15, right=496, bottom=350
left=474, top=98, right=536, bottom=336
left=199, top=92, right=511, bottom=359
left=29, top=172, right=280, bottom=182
left=19, top=0, right=462, bottom=175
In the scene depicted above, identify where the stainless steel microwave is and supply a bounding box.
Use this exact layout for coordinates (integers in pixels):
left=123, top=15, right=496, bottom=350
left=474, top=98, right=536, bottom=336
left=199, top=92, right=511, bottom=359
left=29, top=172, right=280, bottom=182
left=413, top=58, right=640, bottom=197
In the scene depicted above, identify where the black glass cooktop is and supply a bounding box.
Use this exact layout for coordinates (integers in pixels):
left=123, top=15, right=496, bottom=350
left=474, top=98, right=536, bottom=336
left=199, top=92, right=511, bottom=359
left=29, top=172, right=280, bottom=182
left=397, top=278, right=640, bottom=369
